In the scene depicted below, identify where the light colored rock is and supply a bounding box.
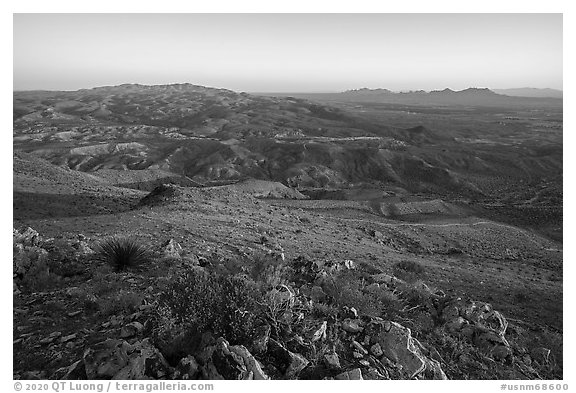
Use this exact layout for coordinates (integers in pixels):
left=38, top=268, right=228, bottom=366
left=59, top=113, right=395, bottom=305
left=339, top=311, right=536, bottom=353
left=311, top=321, right=327, bottom=342
left=370, top=343, right=384, bottom=357
left=369, top=320, right=426, bottom=378
left=229, top=345, right=269, bottom=380
left=323, top=352, right=341, bottom=370
left=342, top=318, right=364, bottom=333
left=335, top=368, right=363, bottom=380
left=13, top=227, right=40, bottom=246
left=200, top=338, right=269, bottom=380
left=351, top=340, right=368, bottom=355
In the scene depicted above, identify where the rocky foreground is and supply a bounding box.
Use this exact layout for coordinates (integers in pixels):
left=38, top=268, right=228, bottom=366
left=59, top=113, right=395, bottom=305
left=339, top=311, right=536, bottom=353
left=13, top=226, right=559, bottom=380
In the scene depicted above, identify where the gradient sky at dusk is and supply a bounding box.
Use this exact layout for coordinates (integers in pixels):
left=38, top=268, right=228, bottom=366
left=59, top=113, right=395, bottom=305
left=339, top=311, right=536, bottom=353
left=13, top=13, right=562, bottom=92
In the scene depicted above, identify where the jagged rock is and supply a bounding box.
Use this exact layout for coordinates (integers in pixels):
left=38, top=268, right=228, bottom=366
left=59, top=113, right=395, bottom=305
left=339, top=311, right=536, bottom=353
left=51, top=360, right=87, bottom=379
left=441, top=298, right=510, bottom=360
left=323, top=352, right=341, bottom=370
left=114, top=339, right=172, bottom=379
left=363, top=367, right=389, bottom=380
left=83, top=338, right=171, bottom=379
left=200, top=338, right=269, bottom=380
left=13, top=227, right=41, bottom=247
left=267, top=338, right=309, bottom=379
left=442, top=298, right=508, bottom=336
left=120, top=322, right=144, bottom=338
left=161, top=239, right=183, bottom=258
left=173, top=355, right=200, bottom=380
left=72, top=234, right=93, bottom=255
left=310, top=321, right=327, bottom=342
left=60, top=333, right=77, bottom=343
left=351, top=340, right=368, bottom=355
left=83, top=339, right=132, bottom=379
left=370, top=343, right=384, bottom=357
left=229, top=345, right=269, bottom=380
left=334, top=368, right=363, bottom=380
left=365, top=320, right=425, bottom=378
left=342, top=318, right=364, bottom=333
left=421, top=358, right=448, bottom=380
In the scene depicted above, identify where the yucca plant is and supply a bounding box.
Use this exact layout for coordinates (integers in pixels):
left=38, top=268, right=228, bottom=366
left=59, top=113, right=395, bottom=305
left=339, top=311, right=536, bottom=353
left=95, top=236, right=150, bottom=272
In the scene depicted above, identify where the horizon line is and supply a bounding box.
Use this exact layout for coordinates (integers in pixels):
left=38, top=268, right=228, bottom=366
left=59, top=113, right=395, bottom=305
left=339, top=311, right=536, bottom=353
left=13, top=82, right=564, bottom=94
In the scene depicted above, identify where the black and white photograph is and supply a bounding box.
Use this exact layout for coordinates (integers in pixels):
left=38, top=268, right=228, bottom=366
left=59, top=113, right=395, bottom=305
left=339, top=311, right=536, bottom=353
left=10, top=8, right=566, bottom=386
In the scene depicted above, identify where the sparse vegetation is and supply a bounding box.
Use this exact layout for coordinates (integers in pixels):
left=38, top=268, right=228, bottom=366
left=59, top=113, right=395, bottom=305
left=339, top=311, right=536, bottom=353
left=157, top=268, right=262, bottom=346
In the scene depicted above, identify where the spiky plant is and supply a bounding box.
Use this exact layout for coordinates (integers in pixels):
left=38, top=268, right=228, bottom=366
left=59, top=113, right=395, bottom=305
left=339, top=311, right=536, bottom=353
left=95, top=236, right=150, bottom=272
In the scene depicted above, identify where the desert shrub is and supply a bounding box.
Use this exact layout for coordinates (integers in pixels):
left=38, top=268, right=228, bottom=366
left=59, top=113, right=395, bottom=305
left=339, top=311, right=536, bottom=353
left=311, top=302, right=339, bottom=319
left=99, top=289, right=144, bottom=316
left=322, top=270, right=401, bottom=318
left=94, top=237, right=150, bottom=272
left=250, top=252, right=294, bottom=288
left=397, top=280, right=435, bottom=310
left=393, top=260, right=425, bottom=282
left=15, top=248, right=62, bottom=291
left=158, top=268, right=262, bottom=345
left=394, top=260, right=425, bottom=274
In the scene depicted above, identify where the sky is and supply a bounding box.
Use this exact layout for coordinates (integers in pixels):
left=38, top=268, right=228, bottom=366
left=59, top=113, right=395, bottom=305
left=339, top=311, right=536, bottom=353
left=13, top=13, right=563, bottom=92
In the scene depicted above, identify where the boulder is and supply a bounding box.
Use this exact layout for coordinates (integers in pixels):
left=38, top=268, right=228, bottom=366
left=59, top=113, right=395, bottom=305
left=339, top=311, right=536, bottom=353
left=113, top=339, right=172, bottom=379
left=83, top=340, right=132, bottom=379
left=342, top=318, right=364, bottom=333
left=310, top=321, right=327, bottom=342
left=440, top=298, right=511, bottom=360
left=229, top=345, right=269, bottom=380
left=74, top=234, right=93, bottom=255
left=334, top=368, right=363, bottom=380
left=13, top=227, right=41, bottom=247
left=200, top=338, right=269, bottom=380
left=267, top=338, right=309, bottom=379
left=51, top=360, right=87, bottom=379
left=370, top=343, right=384, bottom=357
left=365, top=320, right=425, bottom=378
left=323, top=352, right=341, bottom=370
left=83, top=338, right=171, bottom=379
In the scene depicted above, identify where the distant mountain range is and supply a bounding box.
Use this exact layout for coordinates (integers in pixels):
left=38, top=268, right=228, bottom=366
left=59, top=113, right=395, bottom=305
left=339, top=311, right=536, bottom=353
left=280, top=87, right=562, bottom=108
left=492, top=88, right=563, bottom=99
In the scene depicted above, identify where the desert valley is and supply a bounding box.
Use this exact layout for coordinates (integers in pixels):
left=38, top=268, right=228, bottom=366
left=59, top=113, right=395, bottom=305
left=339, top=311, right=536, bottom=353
left=13, top=83, right=563, bottom=380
